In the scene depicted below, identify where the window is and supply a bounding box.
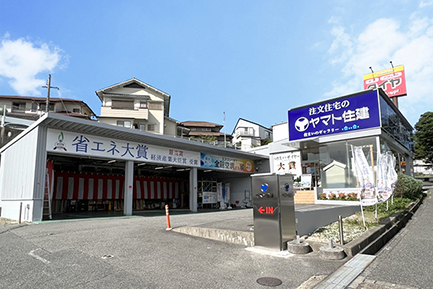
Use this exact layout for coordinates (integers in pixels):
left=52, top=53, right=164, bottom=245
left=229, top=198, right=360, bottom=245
left=117, top=120, right=131, bottom=128
left=139, top=101, right=148, bottom=109
left=40, top=103, right=54, bottom=111
left=380, top=97, right=413, bottom=151
left=12, top=102, right=26, bottom=111
left=147, top=124, right=156, bottom=131
left=112, top=100, right=134, bottom=110
left=319, top=137, right=378, bottom=189
left=148, top=102, right=163, bottom=110
left=31, top=102, right=37, bottom=112
left=73, top=108, right=81, bottom=113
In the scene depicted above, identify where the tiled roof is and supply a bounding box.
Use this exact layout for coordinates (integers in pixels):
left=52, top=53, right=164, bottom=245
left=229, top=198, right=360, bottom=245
left=0, top=95, right=85, bottom=103
left=181, top=121, right=222, bottom=128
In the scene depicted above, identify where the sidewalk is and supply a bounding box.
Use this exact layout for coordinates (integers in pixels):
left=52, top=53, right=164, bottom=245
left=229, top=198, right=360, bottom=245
left=350, top=190, right=433, bottom=288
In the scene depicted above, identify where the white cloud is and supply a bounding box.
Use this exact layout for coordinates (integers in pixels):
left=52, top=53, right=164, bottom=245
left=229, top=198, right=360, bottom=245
left=420, top=0, right=433, bottom=8
left=328, top=26, right=353, bottom=64
left=0, top=35, right=63, bottom=95
left=326, top=14, right=433, bottom=125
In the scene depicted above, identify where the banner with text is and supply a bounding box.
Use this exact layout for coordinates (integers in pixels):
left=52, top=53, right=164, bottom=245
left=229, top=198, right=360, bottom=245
left=200, top=153, right=254, bottom=173
left=288, top=90, right=381, bottom=141
left=47, top=129, right=201, bottom=167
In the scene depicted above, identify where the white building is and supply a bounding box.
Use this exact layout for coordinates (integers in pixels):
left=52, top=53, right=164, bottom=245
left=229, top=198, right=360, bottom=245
left=247, top=90, right=415, bottom=204
left=96, top=78, right=182, bottom=137
left=0, top=95, right=96, bottom=120
left=232, top=118, right=272, bottom=151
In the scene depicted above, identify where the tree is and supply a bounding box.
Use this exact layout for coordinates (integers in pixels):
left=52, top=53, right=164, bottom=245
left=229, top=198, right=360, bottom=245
left=414, top=111, right=433, bottom=163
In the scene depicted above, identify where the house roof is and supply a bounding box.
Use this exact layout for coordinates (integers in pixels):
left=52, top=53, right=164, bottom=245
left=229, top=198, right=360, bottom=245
left=181, top=121, right=223, bottom=128
left=0, top=95, right=97, bottom=117
left=231, top=118, right=272, bottom=135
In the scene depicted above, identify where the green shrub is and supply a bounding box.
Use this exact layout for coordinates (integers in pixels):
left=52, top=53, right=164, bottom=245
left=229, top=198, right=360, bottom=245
left=394, top=173, right=423, bottom=198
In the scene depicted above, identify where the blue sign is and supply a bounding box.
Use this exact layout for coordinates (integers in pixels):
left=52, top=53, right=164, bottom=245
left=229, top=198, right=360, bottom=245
left=288, top=90, right=381, bottom=141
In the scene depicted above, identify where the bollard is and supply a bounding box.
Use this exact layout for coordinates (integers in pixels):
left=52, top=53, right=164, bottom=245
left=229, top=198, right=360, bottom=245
left=19, top=202, right=22, bottom=224
left=165, top=205, right=172, bottom=231
left=339, top=215, right=344, bottom=245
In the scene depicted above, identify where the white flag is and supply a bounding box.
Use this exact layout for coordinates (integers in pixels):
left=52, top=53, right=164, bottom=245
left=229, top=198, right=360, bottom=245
left=353, top=146, right=377, bottom=206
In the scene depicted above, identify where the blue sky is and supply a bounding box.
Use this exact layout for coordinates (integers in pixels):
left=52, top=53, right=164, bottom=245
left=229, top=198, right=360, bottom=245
left=1, top=0, right=433, bottom=134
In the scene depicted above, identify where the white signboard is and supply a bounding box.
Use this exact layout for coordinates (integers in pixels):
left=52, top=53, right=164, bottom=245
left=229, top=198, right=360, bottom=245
left=203, top=192, right=217, bottom=204
left=301, top=174, right=312, bottom=188
left=272, top=151, right=302, bottom=177
left=47, top=129, right=201, bottom=166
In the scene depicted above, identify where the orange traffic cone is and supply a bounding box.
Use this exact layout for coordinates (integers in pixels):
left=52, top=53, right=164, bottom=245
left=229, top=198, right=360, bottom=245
left=165, top=204, right=172, bottom=231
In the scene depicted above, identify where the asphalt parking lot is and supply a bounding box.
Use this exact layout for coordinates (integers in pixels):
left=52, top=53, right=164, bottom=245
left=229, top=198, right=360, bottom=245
left=0, top=209, right=347, bottom=289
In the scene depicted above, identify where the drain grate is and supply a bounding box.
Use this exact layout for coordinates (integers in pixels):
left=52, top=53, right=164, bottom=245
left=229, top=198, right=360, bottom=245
left=256, top=277, right=282, bottom=287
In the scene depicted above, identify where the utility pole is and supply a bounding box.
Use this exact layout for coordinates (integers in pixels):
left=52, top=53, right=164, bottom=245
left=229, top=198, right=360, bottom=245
left=42, top=74, right=59, bottom=113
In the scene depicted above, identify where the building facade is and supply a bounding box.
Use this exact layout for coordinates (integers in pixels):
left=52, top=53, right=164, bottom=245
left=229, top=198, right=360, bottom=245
left=179, top=121, right=233, bottom=147
left=0, top=113, right=269, bottom=222
left=96, top=78, right=181, bottom=137
left=0, top=95, right=96, bottom=120
left=267, top=89, right=414, bottom=199
left=232, top=118, right=272, bottom=151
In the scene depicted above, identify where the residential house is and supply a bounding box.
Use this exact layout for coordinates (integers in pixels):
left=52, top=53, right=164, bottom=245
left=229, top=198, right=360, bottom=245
left=96, top=78, right=182, bottom=136
left=179, top=121, right=233, bottom=147
left=232, top=118, right=272, bottom=151
left=0, top=95, right=96, bottom=148
left=0, top=95, right=96, bottom=120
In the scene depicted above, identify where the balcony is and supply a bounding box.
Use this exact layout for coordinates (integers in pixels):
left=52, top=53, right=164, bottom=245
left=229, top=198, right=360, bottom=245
left=100, top=106, right=148, bottom=119
left=235, top=127, right=255, bottom=137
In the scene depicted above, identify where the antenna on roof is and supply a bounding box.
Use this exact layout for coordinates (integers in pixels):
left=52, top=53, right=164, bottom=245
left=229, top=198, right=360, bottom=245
left=390, top=60, right=395, bottom=75
left=369, top=67, right=374, bottom=74
left=223, top=111, right=226, bottom=148
left=42, top=74, right=59, bottom=114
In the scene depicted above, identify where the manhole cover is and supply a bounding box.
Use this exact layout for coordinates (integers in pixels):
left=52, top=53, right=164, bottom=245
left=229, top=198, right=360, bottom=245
left=256, top=277, right=282, bottom=287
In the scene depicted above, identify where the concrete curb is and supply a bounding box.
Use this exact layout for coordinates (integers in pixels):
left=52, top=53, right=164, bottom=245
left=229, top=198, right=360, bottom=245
left=307, top=194, right=425, bottom=257
left=172, top=194, right=425, bottom=258
left=173, top=227, right=254, bottom=247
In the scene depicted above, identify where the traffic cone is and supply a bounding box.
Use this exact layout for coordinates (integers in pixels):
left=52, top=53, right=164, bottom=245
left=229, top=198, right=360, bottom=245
left=165, top=204, right=172, bottom=231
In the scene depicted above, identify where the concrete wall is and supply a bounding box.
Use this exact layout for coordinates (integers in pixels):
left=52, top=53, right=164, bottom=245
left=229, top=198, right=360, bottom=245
left=164, top=118, right=178, bottom=137
left=295, top=205, right=360, bottom=236
left=272, top=122, right=288, bottom=142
